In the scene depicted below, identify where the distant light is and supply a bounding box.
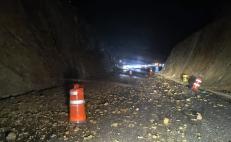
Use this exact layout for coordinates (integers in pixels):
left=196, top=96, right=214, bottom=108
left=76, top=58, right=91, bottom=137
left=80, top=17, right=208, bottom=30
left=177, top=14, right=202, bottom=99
left=122, top=65, right=128, bottom=70
left=120, top=62, right=163, bottom=71
left=134, top=68, right=141, bottom=72
left=123, top=69, right=128, bottom=72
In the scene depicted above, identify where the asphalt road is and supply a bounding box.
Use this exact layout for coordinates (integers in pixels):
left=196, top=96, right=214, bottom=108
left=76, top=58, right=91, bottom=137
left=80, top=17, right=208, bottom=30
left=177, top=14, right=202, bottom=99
left=0, top=75, right=231, bottom=142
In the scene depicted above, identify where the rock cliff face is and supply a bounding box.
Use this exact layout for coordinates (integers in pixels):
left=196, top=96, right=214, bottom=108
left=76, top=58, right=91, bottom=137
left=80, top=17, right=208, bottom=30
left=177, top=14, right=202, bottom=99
left=0, top=0, right=106, bottom=98
left=161, top=17, right=231, bottom=92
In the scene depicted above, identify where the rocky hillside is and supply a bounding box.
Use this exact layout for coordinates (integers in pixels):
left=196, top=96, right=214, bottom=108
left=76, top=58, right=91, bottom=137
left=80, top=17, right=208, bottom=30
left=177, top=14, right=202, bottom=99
left=161, top=17, right=231, bottom=92
left=0, top=0, right=106, bottom=98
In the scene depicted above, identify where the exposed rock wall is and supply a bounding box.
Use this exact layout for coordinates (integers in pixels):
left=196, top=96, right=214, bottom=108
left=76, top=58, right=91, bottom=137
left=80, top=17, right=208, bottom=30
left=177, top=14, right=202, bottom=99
left=161, top=17, right=231, bottom=91
left=0, top=0, right=105, bottom=98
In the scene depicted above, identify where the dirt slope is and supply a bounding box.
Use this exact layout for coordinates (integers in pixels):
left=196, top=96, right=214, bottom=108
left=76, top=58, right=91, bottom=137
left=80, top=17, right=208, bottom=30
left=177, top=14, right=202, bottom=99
left=0, top=0, right=105, bottom=98
left=161, top=17, right=231, bottom=92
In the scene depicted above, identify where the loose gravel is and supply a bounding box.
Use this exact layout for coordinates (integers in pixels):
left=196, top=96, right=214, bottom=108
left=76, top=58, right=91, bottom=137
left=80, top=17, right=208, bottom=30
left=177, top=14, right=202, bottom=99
left=0, top=76, right=231, bottom=142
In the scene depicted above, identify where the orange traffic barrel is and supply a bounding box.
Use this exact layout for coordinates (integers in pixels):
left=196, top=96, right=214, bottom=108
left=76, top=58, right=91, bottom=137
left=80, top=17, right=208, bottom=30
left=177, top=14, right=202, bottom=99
left=69, top=83, right=86, bottom=123
left=148, top=68, right=154, bottom=77
left=192, top=78, right=202, bottom=92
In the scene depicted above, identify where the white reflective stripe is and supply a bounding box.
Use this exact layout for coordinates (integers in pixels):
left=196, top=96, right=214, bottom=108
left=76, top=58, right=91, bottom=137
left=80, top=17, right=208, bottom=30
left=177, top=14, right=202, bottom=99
left=70, top=91, right=78, bottom=96
left=70, top=100, right=85, bottom=105
left=196, top=79, right=202, bottom=83
left=193, top=83, right=200, bottom=87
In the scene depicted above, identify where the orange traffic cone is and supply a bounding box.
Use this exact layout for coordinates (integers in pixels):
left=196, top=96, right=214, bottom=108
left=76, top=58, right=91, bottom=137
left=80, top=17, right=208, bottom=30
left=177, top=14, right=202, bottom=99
left=69, top=83, right=86, bottom=123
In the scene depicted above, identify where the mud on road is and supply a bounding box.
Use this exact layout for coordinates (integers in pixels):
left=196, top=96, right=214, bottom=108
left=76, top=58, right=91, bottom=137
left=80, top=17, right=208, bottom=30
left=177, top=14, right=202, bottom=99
left=0, top=76, right=231, bottom=142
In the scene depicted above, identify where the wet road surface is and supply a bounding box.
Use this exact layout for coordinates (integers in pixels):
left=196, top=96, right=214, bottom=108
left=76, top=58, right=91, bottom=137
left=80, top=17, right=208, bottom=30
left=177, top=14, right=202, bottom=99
left=0, top=75, right=231, bottom=142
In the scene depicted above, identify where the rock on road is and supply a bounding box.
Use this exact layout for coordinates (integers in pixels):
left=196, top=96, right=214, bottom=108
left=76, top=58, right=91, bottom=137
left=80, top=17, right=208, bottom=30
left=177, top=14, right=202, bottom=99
left=0, top=76, right=231, bottom=142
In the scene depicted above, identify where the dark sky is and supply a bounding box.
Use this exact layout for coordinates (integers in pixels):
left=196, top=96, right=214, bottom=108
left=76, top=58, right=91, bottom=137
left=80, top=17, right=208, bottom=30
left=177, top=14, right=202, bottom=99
left=74, top=0, right=224, bottom=62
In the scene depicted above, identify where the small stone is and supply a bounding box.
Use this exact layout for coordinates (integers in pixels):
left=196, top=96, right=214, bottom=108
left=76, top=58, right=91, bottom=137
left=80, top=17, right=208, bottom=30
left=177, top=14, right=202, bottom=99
left=149, top=119, right=154, bottom=123
left=128, top=123, right=135, bottom=128
left=177, top=108, right=182, bottom=111
left=163, top=117, right=170, bottom=126
left=186, top=98, right=191, bottom=102
left=23, top=132, right=29, bottom=136
left=151, top=126, right=157, bottom=129
left=137, top=136, right=144, bottom=139
left=120, top=108, right=128, bottom=113
left=89, top=120, right=97, bottom=124
left=91, top=131, right=97, bottom=135
left=152, top=134, right=158, bottom=139
left=52, top=123, right=58, bottom=127
left=40, top=135, right=45, bottom=140
left=65, top=131, right=69, bottom=135
left=196, top=133, right=201, bottom=139
left=84, top=135, right=94, bottom=141
left=196, top=113, right=203, bottom=120
left=217, top=104, right=223, bottom=107
left=111, top=123, right=119, bottom=127
left=74, top=127, right=80, bottom=132
left=104, top=102, right=109, bottom=106
left=50, top=134, right=56, bottom=138
left=133, top=112, right=138, bottom=115
left=6, top=132, right=17, bottom=141
left=181, top=133, right=185, bottom=138
left=157, top=105, right=162, bottom=107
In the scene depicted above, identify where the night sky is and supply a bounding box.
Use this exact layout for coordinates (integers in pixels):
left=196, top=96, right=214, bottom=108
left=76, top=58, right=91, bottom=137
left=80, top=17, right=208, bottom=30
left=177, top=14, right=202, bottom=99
left=74, top=0, right=224, bottom=62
